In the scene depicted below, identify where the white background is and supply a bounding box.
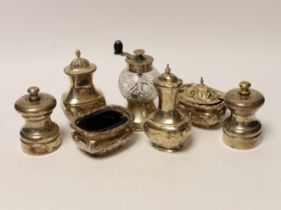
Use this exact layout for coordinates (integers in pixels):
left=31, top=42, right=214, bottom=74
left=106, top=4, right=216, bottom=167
left=0, top=0, right=280, bottom=210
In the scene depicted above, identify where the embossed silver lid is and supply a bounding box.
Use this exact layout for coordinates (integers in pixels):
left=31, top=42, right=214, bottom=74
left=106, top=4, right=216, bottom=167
left=177, top=77, right=224, bottom=106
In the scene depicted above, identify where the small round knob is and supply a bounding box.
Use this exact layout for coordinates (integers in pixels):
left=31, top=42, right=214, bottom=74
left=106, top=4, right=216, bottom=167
left=114, top=40, right=123, bottom=54
left=134, top=49, right=145, bottom=56
left=165, top=64, right=171, bottom=75
left=28, top=86, right=40, bottom=101
left=239, top=81, right=251, bottom=96
left=134, top=49, right=145, bottom=62
left=75, top=49, right=81, bottom=58
left=200, top=77, right=205, bottom=85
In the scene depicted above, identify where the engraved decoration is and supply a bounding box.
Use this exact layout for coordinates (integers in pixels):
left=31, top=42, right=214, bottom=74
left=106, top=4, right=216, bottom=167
left=118, top=67, right=159, bottom=102
left=178, top=77, right=224, bottom=105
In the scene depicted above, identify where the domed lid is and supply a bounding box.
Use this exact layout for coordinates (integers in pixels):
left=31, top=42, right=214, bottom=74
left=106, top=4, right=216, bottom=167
left=224, top=81, right=265, bottom=109
left=114, top=40, right=154, bottom=73
left=64, top=50, right=96, bottom=75
left=15, top=87, right=56, bottom=114
left=154, top=65, right=182, bottom=88
left=177, top=77, right=224, bottom=105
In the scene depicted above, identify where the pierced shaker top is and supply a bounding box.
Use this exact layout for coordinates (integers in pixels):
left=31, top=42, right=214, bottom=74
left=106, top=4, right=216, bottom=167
left=64, top=50, right=97, bottom=75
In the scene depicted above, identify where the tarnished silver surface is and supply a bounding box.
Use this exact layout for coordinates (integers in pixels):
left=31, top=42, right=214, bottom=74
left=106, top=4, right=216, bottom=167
left=72, top=105, right=134, bottom=156
left=177, top=77, right=226, bottom=128
left=223, top=81, right=265, bottom=149
left=62, top=50, right=106, bottom=123
left=144, top=65, right=191, bottom=152
left=15, top=87, right=61, bottom=155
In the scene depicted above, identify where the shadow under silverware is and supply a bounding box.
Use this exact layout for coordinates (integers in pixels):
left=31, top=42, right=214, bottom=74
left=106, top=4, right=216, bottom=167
left=78, top=132, right=139, bottom=159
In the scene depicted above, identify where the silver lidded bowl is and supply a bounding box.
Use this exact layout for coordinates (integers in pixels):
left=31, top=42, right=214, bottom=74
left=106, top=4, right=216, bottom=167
left=177, top=77, right=226, bottom=128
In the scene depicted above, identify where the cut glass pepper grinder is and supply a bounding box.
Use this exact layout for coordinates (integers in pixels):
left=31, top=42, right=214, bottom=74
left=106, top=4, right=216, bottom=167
left=114, top=40, right=159, bottom=131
